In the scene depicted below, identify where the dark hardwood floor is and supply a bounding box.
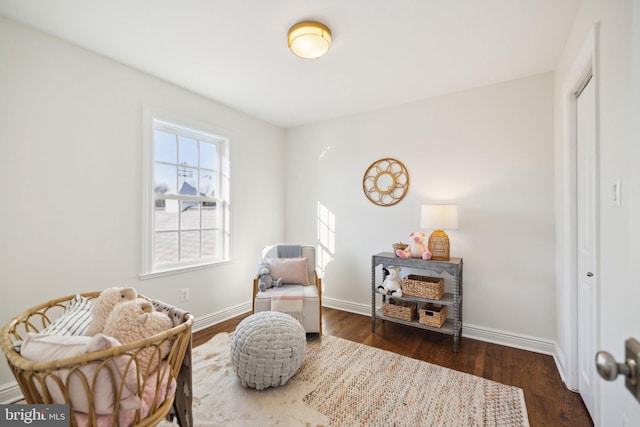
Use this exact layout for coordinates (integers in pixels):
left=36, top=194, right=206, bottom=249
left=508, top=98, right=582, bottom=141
left=193, top=307, right=592, bottom=427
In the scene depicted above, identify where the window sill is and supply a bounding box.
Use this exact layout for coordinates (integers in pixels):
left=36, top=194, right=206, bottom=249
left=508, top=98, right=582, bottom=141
left=139, top=259, right=231, bottom=280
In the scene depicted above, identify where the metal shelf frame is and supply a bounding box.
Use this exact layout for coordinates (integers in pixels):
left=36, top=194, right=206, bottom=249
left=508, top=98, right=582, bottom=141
left=371, top=252, right=463, bottom=352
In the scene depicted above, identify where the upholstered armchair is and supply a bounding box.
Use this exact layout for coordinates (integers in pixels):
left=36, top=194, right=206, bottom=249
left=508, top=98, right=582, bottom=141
left=252, top=244, right=322, bottom=334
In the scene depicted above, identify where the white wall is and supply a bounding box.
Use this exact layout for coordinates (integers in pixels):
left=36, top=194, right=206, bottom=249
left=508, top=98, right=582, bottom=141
left=554, top=0, right=640, bottom=425
left=0, top=16, right=285, bottom=392
left=284, top=73, right=556, bottom=346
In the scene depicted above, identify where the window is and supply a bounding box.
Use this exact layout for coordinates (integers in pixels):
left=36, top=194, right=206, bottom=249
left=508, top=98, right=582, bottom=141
left=142, top=108, right=230, bottom=277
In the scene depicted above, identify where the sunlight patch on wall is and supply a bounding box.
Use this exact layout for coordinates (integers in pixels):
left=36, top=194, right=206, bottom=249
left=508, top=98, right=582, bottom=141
left=316, top=201, right=335, bottom=279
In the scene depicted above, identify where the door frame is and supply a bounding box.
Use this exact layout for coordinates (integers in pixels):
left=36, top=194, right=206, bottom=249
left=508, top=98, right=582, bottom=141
left=559, top=22, right=600, bottom=424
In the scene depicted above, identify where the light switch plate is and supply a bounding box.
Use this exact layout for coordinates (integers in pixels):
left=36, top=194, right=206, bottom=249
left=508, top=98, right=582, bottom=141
left=613, top=176, right=621, bottom=207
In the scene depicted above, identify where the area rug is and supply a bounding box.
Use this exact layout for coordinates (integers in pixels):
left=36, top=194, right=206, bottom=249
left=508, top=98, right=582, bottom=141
left=160, top=333, right=529, bottom=426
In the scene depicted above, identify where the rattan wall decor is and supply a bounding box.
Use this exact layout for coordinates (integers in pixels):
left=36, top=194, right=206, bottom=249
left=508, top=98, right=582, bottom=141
left=362, top=158, right=410, bottom=206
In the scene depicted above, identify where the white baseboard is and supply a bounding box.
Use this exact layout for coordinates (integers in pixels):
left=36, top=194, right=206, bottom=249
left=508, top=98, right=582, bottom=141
left=462, top=323, right=555, bottom=356
left=322, top=296, right=373, bottom=316
left=553, top=345, right=576, bottom=391
left=0, top=381, right=22, bottom=404
left=192, top=301, right=252, bottom=333
left=323, top=296, right=557, bottom=356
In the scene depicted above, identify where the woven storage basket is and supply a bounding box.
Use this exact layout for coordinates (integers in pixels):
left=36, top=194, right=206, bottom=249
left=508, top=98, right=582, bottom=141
left=419, top=303, right=448, bottom=328
left=402, top=274, right=444, bottom=299
left=392, top=242, right=408, bottom=255
left=0, top=291, right=194, bottom=427
left=382, top=298, right=417, bottom=321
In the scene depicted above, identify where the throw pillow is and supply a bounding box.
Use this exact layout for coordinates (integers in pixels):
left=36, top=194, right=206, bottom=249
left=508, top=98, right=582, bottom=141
left=42, top=293, right=93, bottom=336
left=266, top=257, right=309, bottom=286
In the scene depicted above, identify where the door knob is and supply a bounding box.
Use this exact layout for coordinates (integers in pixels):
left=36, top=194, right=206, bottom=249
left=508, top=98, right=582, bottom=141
left=595, top=338, right=640, bottom=402
left=595, top=351, right=635, bottom=381
left=586, top=272, right=594, bottom=277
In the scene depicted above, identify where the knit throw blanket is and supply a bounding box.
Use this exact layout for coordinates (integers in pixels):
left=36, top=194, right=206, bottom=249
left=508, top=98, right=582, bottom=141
left=277, top=244, right=302, bottom=258
left=271, top=285, right=304, bottom=322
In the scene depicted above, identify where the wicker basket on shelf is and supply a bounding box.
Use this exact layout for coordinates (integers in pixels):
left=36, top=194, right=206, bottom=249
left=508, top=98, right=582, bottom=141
left=419, top=303, right=448, bottom=328
left=402, top=274, right=444, bottom=299
left=382, top=298, right=417, bottom=321
left=392, top=242, right=408, bottom=255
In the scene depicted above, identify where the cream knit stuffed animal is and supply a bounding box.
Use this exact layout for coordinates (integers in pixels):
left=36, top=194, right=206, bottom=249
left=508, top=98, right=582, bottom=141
left=103, top=299, right=173, bottom=377
left=86, top=287, right=138, bottom=336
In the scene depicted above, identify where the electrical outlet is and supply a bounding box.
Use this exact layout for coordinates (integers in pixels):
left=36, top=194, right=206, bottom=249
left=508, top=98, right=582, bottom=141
left=180, top=288, right=190, bottom=302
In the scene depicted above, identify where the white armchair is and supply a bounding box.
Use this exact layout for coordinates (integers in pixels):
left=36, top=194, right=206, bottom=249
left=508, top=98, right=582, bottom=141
left=252, top=244, right=322, bottom=334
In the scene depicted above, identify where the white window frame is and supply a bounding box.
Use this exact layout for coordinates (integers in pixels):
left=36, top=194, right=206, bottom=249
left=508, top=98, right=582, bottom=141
left=141, top=106, right=231, bottom=279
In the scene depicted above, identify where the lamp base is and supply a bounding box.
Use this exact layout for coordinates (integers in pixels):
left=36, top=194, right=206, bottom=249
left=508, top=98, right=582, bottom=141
left=428, top=230, right=450, bottom=261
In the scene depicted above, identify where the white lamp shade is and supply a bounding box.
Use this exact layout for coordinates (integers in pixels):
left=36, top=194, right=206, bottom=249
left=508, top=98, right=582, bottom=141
left=288, top=21, right=332, bottom=59
left=420, top=204, right=458, bottom=230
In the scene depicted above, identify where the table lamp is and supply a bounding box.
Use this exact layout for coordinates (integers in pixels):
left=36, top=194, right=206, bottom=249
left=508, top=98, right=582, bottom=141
left=420, top=204, right=458, bottom=261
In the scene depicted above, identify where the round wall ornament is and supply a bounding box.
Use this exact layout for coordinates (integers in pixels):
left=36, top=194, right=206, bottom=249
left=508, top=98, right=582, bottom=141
left=362, top=158, right=410, bottom=206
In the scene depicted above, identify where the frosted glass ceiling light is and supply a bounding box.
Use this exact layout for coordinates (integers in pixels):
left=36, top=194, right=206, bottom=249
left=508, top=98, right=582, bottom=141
left=288, top=21, right=332, bottom=59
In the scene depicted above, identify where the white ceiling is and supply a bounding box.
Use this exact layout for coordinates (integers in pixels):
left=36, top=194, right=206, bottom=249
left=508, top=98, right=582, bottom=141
left=0, top=0, right=581, bottom=128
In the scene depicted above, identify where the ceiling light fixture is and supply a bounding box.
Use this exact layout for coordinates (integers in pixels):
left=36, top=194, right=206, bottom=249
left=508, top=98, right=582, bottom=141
left=288, top=21, right=332, bottom=59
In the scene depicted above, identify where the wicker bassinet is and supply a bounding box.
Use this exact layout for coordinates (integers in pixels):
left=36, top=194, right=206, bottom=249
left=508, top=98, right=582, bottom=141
left=0, top=292, right=194, bottom=427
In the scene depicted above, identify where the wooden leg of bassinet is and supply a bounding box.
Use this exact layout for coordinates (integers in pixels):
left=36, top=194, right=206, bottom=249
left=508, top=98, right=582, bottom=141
left=172, top=339, right=193, bottom=427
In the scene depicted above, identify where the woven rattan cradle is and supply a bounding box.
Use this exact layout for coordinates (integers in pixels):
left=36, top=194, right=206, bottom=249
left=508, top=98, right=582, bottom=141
left=0, top=292, right=194, bottom=427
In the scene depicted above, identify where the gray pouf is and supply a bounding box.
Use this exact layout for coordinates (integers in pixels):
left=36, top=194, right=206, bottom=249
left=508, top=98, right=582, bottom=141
left=231, top=311, right=306, bottom=390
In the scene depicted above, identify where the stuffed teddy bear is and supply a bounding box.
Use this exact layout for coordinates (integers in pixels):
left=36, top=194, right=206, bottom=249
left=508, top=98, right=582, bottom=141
left=377, top=266, right=403, bottom=297
left=103, top=299, right=173, bottom=377
left=257, top=261, right=283, bottom=292
left=86, top=287, right=138, bottom=336
left=396, top=231, right=432, bottom=260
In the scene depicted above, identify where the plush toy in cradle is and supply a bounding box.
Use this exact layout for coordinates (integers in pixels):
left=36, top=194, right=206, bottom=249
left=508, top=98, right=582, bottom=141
left=86, top=286, right=138, bottom=336
left=377, top=266, right=403, bottom=297
left=396, top=231, right=432, bottom=260
left=257, top=261, right=283, bottom=292
left=103, top=299, right=173, bottom=377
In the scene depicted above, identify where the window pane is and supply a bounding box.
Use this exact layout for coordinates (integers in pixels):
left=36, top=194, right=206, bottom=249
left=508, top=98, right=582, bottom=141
left=180, top=231, right=200, bottom=261
left=200, top=141, right=218, bottom=170
left=146, top=115, right=230, bottom=274
left=178, top=166, right=197, bottom=196
left=155, top=232, right=178, bottom=264
left=179, top=136, right=198, bottom=167
left=154, top=131, right=177, bottom=164
left=155, top=163, right=177, bottom=194
left=201, top=203, right=217, bottom=228
left=155, top=205, right=178, bottom=231
left=202, top=230, right=218, bottom=258
left=180, top=201, right=199, bottom=230
left=199, top=170, right=216, bottom=198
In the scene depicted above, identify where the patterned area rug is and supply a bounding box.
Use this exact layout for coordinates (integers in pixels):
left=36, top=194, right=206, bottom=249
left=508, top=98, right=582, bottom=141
left=161, top=332, right=529, bottom=426
left=299, top=335, right=529, bottom=426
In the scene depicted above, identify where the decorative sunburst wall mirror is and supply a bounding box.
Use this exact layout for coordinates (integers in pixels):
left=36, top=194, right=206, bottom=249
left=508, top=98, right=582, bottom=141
left=362, top=158, right=410, bottom=206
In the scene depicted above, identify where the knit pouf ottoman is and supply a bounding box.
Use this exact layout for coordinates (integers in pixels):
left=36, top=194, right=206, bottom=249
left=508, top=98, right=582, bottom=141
left=231, top=311, right=306, bottom=390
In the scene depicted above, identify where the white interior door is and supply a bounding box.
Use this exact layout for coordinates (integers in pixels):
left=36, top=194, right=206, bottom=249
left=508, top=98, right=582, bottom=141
left=576, top=75, right=597, bottom=420
left=597, top=2, right=640, bottom=424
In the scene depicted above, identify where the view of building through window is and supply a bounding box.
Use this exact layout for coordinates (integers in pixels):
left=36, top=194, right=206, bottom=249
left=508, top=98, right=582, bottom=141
left=151, top=119, right=228, bottom=268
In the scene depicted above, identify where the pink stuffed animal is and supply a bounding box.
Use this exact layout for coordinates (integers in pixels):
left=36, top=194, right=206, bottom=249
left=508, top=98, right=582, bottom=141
left=396, top=232, right=432, bottom=260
